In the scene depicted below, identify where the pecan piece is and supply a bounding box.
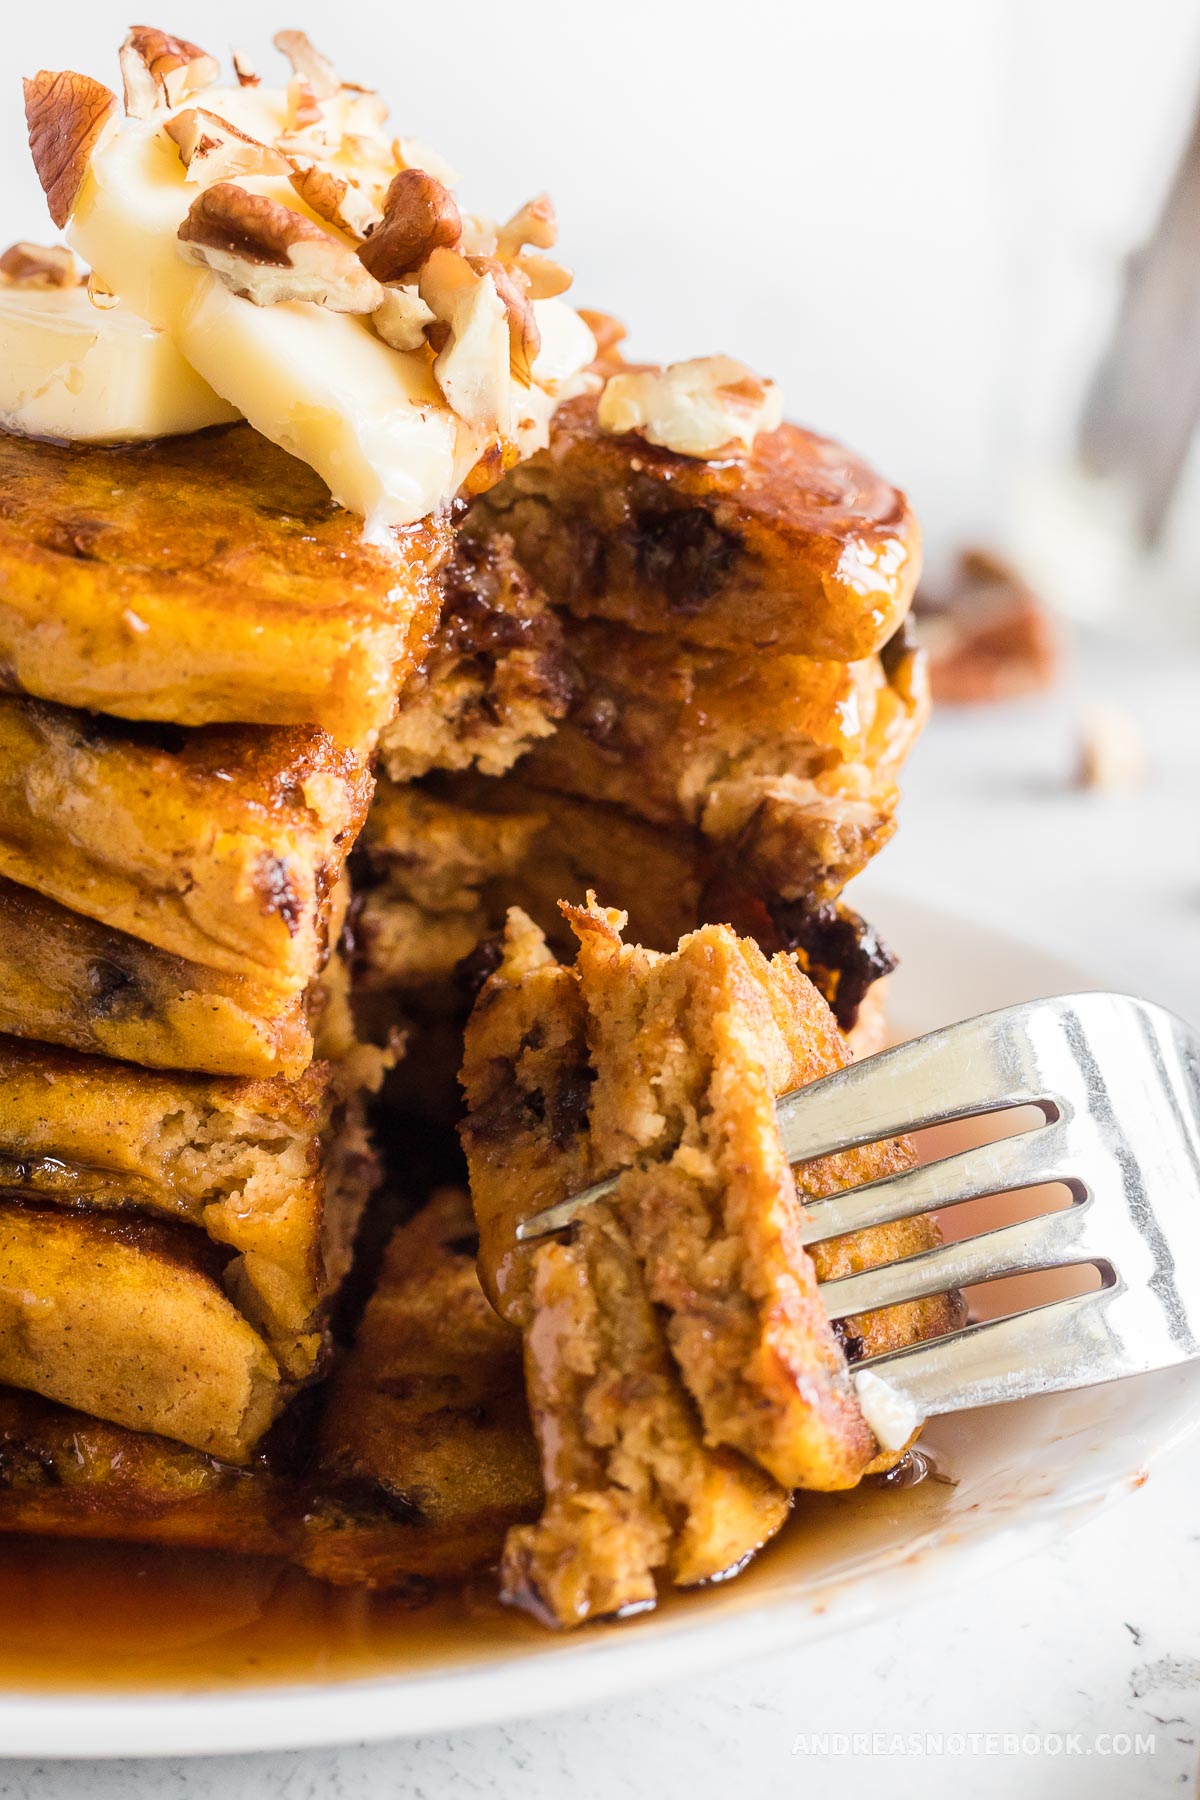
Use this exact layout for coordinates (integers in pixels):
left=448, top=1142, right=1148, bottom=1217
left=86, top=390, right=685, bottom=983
left=372, top=283, right=435, bottom=351
left=165, top=109, right=288, bottom=184
left=23, top=70, right=119, bottom=230
left=273, top=29, right=340, bottom=100
left=468, top=255, right=540, bottom=383
left=419, top=245, right=511, bottom=430
left=496, top=193, right=557, bottom=258
left=177, top=182, right=384, bottom=311
left=288, top=159, right=379, bottom=239
left=0, top=241, right=79, bottom=288
left=358, top=167, right=461, bottom=282
left=119, top=27, right=219, bottom=119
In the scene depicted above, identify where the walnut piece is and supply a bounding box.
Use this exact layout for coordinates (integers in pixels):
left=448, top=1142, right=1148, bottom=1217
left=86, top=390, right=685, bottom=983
left=288, top=159, right=379, bottom=239
left=273, top=30, right=341, bottom=101
left=24, top=70, right=119, bottom=230
left=358, top=167, right=462, bottom=282
left=0, top=241, right=79, bottom=288
left=165, top=109, right=288, bottom=184
left=496, top=194, right=556, bottom=258
left=419, top=245, right=511, bottom=431
left=372, top=282, right=435, bottom=351
left=177, top=182, right=384, bottom=311
left=119, top=27, right=219, bottom=119
left=597, top=355, right=783, bottom=458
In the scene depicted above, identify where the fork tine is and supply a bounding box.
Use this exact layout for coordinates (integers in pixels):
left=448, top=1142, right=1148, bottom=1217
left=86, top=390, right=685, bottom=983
left=857, top=1278, right=1198, bottom=1420
left=819, top=1205, right=1101, bottom=1320
left=776, top=1005, right=1061, bottom=1168
left=799, top=1121, right=1071, bottom=1246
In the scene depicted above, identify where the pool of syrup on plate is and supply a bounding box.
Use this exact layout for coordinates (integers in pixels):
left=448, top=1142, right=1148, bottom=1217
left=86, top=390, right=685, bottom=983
left=0, top=1112, right=1072, bottom=1693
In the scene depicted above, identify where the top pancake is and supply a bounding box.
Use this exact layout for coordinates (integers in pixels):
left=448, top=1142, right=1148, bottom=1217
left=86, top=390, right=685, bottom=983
left=0, top=424, right=449, bottom=742
left=470, top=394, right=921, bottom=660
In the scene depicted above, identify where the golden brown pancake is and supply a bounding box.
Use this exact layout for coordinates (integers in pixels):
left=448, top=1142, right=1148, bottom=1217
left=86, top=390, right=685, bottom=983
left=468, top=394, right=921, bottom=660
left=459, top=902, right=957, bottom=1625
left=0, top=698, right=371, bottom=991
left=0, top=1193, right=541, bottom=1583
left=0, top=877, right=313, bottom=1078
left=0, top=1035, right=374, bottom=1378
left=0, top=424, right=448, bottom=741
left=520, top=616, right=929, bottom=903
left=0, top=1201, right=282, bottom=1461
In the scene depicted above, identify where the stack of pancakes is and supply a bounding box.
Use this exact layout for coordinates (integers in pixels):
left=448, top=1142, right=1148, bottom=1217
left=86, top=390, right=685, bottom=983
left=0, top=422, right=545, bottom=1580
left=0, top=359, right=932, bottom=1604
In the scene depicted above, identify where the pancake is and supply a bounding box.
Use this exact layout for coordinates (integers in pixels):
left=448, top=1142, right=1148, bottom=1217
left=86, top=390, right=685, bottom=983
left=0, top=698, right=371, bottom=991
left=380, top=531, right=572, bottom=784
left=0, top=1201, right=281, bottom=1461
left=467, top=393, right=921, bottom=660
left=459, top=902, right=957, bottom=1625
left=0, top=877, right=313, bottom=1078
left=520, top=615, right=929, bottom=903
left=0, top=1036, right=375, bottom=1378
left=0, top=1192, right=541, bottom=1583
left=0, top=423, right=448, bottom=741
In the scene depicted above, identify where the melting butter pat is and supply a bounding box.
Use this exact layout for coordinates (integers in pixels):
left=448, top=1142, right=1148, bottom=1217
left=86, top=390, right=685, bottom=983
left=0, top=283, right=238, bottom=442
left=854, top=1367, right=926, bottom=1454
left=64, top=87, right=591, bottom=528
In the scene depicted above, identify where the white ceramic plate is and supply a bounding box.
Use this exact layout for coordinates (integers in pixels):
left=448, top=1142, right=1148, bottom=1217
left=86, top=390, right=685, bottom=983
left=3, top=889, right=1197, bottom=1759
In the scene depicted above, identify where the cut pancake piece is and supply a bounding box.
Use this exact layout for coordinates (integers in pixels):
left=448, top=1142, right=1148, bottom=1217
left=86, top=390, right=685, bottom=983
left=0, top=699, right=371, bottom=992
left=0, top=877, right=313, bottom=1078
left=381, top=532, right=572, bottom=783
left=460, top=911, right=792, bottom=1625
left=0, top=1037, right=373, bottom=1379
left=468, top=393, right=921, bottom=660
left=521, top=616, right=929, bottom=903
left=0, top=424, right=448, bottom=740
left=460, top=904, right=958, bottom=1623
left=0, top=1201, right=281, bottom=1461
left=0, top=1193, right=541, bottom=1583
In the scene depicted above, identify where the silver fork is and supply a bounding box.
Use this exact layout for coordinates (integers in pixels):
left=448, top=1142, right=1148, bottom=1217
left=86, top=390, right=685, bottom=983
left=516, top=993, right=1200, bottom=1434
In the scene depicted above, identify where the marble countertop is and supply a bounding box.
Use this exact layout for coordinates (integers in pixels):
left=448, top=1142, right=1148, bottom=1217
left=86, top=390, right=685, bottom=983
left=5, top=630, right=1200, bottom=1800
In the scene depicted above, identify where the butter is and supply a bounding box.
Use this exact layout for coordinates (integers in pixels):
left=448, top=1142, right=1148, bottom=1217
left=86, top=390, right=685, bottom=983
left=854, top=1367, right=926, bottom=1453
left=59, top=81, right=594, bottom=528
left=0, top=282, right=237, bottom=441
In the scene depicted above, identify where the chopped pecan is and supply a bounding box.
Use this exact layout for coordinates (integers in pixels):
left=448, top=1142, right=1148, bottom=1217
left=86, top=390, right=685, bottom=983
left=419, top=245, right=511, bottom=430
left=598, top=355, right=783, bottom=458
left=288, top=159, right=379, bottom=239
left=23, top=70, right=119, bottom=229
left=0, top=241, right=79, bottom=288
left=358, top=167, right=461, bottom=282
left=513, top=251, right=572, bottom=299
left=177, top=181, right=384, bottom=311
left=119, top=27, right=219, bottom=119
left=273, top=29, right=340, bottom=100
left=468, top=255, right=540, bottom=382
left=372, top=283, right=435, bottom=351
left=165, top=108, right=288, bottom=184
left=496, top=193, right=556, bottom=258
